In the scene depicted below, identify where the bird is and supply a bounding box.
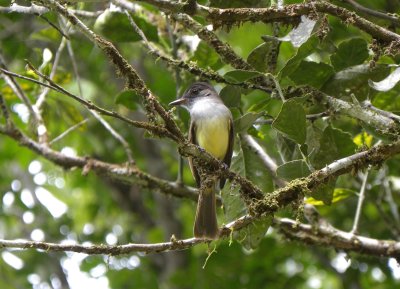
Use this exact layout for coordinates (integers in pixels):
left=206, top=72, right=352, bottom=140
left=169, top=82, right=234, bottom=239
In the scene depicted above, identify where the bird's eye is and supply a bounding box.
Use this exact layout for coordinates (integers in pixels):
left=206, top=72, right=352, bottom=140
left=191, top=88, right=199, bottom=94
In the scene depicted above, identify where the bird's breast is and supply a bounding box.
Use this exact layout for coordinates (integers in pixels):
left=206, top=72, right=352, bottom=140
left=191, top=101, right=231, bottom=160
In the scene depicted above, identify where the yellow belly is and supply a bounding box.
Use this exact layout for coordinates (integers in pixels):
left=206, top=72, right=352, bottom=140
left=196, top=118, right=229, bottom=160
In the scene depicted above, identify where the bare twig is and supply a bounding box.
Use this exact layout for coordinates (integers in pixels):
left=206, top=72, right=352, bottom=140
left=341, top=0, right=400, bottom=26
left=350, top=168, right=370, bottom=235
left=49, top=119, right=89, bottom=145
left=35, top=35, right=68, bottom=109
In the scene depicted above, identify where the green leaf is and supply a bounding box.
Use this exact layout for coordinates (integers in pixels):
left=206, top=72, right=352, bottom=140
left=223, top=139, right=273, bottom=248
left=311, top=125, right=357, bottom=169
left=289, top=61, right=334, bottom=89
left=192, top=41, right=223, bottom=70
left=224, top=70, right=264, bottom=84
left=234, top=112, right=264, bottom=133
left=308, top=179, right=336, bottom=205
left=279, top=36, right=318, bottom=78
left=115, top=90, right=141, bottom=110
left=272, top=99, right=307, bottom=144
left=330, top=38, right=369, bottom=71
left=241, top=139, right=274, bottom=193
left=247, top=43, right=271, bottom=72
left=276, top=133, right=299, bottom=163
left=306, top=188, right=356, bottom=205
left=277, top=160, right=311, bottom=181
left=94, top=9, right=159, bottom=43
left=219, top=85, right=241, bottom=108
left=321, top=64, right=390, bottom=100
left=236, top=216, right=272, bottom=250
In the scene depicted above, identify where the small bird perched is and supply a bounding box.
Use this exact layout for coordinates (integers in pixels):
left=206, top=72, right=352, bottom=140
left=169, top=82, right=234, bottom=239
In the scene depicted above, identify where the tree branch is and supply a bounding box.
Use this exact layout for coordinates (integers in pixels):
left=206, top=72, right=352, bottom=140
left=133, top=0, right=400, bottom=50
left=3, top=215, right=400, bottom=258
left=275, top=217, right=400, bottom=258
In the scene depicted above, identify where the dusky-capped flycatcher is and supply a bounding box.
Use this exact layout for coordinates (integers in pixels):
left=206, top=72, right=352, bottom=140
left=169, top=82, right=234, bottom=239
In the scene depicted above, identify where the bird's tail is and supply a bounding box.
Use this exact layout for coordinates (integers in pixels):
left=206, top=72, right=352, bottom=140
left=194, top=180, right=219, bottom=239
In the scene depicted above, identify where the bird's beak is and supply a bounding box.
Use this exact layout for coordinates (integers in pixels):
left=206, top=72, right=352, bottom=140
left=169, top=98, right=187, bottom=106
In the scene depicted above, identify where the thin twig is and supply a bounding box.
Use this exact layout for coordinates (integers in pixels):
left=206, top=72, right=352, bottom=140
left=49, top=119, right=89, bottom=145
left=35, top=33, right=68, bottom=109
left=350, top=168, right=370, bottom=235
left=39, top=14, right=70, bottom=40
left=0, top=52, right=48, bottom=143
left=341, top=0, right=400, bottom=26
left=64, top=22, right=134, bottom=163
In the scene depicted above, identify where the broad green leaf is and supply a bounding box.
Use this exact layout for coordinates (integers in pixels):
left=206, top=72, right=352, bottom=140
left=279, top=16, right=316, bottom=48
left=322, top=64, right=390, bottom=100
left=247, top=42, right=272, bottom=72
left=224, top=70, right=264, bottom=84
left=330, top=38, right=369, bottom=71
left=236, top=216, right=272, bottom=250
left=115, top=90, right=141, bottom=110
left=369, top=66, right=400, bottom=92
left=220, top=85, right=241, bottom=108
left=279, top=36, right=318, bottom=78
left=306, top=188, right=356, bottom=206
left=289, top=61, right=334, bottom=89
left=277, top=160, right=311, bottom=181
left=192, top=41, right=223, bottom=70
left=309, top=178, right=336, bottom=205
left=94, top=9, right=159, bottom=43
left=234, top=112, right=264, bottom=133
left=272, top=99, right=306, bottom=144
left=241, top=139, right=274, bottom=192
left=311, top=125, right=357, bottom=169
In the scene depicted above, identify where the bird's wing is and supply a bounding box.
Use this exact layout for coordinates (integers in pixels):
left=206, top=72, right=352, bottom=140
left=189, top=120, right=201, bottom=187
left=220, top=118, right=234, bottom=189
